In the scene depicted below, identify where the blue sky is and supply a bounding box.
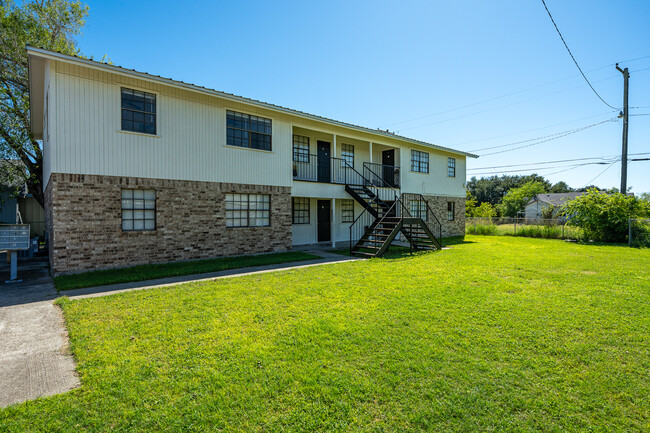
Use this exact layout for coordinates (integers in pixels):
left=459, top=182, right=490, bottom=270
left=77, top=1, right=650, bottom=193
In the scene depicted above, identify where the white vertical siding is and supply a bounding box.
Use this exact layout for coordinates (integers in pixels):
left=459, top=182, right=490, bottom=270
left=400, top=147, right=466, bottom=197
left=52, top=63, right=292, bottom=187
left=43, top=60, right=52, bottom=187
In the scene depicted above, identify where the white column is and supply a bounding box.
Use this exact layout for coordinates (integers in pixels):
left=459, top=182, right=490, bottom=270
left=333, top=134, right=337, bottom=157
left=369, top=141, right=373, bottom=164
left=331, top=199, right=336, bottom=248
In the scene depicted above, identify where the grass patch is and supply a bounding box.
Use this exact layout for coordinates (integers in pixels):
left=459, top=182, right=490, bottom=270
left=2, top=236, right=649, bottom=431
left=54, top=251, right=320, bottom=291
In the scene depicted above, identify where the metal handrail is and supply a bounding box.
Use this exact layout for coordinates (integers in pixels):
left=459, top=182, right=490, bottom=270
left=363, top=162, right=400, bottom=189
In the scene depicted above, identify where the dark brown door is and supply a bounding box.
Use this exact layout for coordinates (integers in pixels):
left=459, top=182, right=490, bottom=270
left=317, top=200, right=331, bottom=242
left=382, top=149, right=395, bottom=187
left=317, top=141, right=331, bottom=183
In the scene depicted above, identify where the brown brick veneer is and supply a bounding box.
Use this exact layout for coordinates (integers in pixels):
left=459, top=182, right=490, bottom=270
left=45, top=173, right=292, bottom=275
left=421, top=195, right=466, bottom=238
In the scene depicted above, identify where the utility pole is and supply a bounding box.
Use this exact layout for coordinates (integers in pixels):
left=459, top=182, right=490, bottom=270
left=616, top=63, right=629, bottom=193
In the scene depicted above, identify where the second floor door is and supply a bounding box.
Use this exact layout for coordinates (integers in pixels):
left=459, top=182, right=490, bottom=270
left=317, top=141, right=331, bottom=183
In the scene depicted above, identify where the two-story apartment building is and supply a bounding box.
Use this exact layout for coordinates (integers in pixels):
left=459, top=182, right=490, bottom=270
left=27, top=47, right=477, bottom=275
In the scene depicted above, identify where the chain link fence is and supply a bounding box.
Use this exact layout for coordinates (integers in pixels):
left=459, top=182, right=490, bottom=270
left=629, top=219, right=650, bottom=247
left=466, top=217, right=582, bottom=240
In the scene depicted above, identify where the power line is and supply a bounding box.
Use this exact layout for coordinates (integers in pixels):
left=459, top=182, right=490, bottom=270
left=450, top=110, right=617, bottom=148
left=618, top=54, right=650, bottom=64
left=381, top=65, right=616, bottom=129
left=540, top=0, right=617, bottom=109
left=467, top=155, right=622, bottom=171
left=476, top=118, right=618, bottom=156
left=583, top=160, right=619, bottom=186
left=469, top=160, right=617, bottom=176
left=467, top=152, right=650, bottom=172
left=396, top=76, right=618, bottom=133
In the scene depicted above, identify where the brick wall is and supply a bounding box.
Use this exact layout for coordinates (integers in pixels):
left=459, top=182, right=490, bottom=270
left=47, top=173, right=292, bottom=275
left=422, top=194, right=466, bottom=238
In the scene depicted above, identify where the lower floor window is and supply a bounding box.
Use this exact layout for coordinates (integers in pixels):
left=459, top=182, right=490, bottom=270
left=341, top=199, right=354, bottom=223
left=226, top=193, right=270, bottom=227
left=447, top=201, right=455, bottom=221
left=121, top=189, right=156, bottom=231
left=292, top=197, right=310, bottom=224
left=410, top=199, right=427, bottom=219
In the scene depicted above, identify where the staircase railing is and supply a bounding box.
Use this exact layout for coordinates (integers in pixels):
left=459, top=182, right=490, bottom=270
left=363, top=162, right=400, bottom=189
left=401, top=193, right=443, bottom=241
left=347, top=165, right=398, bottom=251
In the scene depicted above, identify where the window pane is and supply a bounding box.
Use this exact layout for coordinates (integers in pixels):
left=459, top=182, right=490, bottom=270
left=134, top=220, right=145, bottom=230
left=122, top=220, right=133, bottom=231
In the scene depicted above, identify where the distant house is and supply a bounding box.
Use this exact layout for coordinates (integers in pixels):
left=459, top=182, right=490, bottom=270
left=524, top=192, right=585, bottom=219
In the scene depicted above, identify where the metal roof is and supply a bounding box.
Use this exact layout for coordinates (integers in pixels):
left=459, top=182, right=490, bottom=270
left=26, top=46, right=478, bottom=158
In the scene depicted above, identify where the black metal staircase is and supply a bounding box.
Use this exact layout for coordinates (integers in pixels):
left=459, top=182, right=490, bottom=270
left=345, top=166, right=442, bottom=257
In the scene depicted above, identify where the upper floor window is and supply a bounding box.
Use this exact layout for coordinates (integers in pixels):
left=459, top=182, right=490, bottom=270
left=121, top=88, right=156, bottom=135
left=448, top=201, right=455, bottom=221
left=121, top=189, right=156, bottom=231
left=225, top=193, right=270, bottom=227
left=227, top=110, right=272, bottom=151
left=411, top=150, right=429, bottom=173
left=293, top=135, right=310, bottom=163
left=341, top=144, right=354, bottom=168
left=448, top=157, right=456, bottom=177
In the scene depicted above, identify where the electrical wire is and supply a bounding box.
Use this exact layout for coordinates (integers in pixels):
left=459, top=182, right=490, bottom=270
left=396, top=76, right=619, bottom=133
left=469, top=160, right=617, bottom=176
left=467, top=155, right=622, bottom=171
left=583, top=159, right=619, bottom=186
left=468, top=152, right=650, bottom=172
left=451, top=110, right=618, bottom=148
left=540, top=0, right=617, bottom=109
left=476, top=118, right=618, bottom=156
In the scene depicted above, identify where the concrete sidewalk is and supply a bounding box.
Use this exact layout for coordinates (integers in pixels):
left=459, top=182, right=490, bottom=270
left=65, top=249, right=360, bottom=300
left=0, top=256, right=79, bottom=408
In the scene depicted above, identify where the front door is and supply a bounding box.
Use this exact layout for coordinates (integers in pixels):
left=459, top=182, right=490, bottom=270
left=382, top=149, right=395, bottom=187
left=317, top=200, right=331, bottom=242
left=317, top=141, right=331, bottom=183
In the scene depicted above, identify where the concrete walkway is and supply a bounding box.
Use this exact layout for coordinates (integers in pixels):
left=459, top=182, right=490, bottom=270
left=66, top=249, right=360, bottom=300
left=0, top=255, right=79, bottom=408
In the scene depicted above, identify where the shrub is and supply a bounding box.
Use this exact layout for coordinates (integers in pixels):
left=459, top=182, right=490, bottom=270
left=466, top=223, right=497, bottom=235
left=561, top=189, right=650, bottom=243
left=512, top=225, right=563, bottom=239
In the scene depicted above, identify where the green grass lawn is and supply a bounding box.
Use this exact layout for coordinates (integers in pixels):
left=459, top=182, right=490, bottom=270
left=2, top=236, right=649, bottom=432
left=54, top=251, right=320, bottom=290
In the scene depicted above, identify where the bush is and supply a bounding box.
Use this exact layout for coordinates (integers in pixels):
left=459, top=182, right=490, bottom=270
left=511, top=225, right=563, bottom=239
left=466, top=224, right=497, bottom=235
left=561, top=189, right=650, bottom=243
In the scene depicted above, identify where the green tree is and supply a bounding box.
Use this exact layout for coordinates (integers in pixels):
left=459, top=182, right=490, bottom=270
left=473, top=202, right=497, bottom=218
left=498, top=181, right=548, bottom=217
left=561, top=189, right=650, bottom=242
left=467, top=174, right=551, bottom=207
left=465, top=190, right=477, bottom=216
left=0, top=0, right=88, bottom=207
left=550, top=181, right=573, bottom=193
